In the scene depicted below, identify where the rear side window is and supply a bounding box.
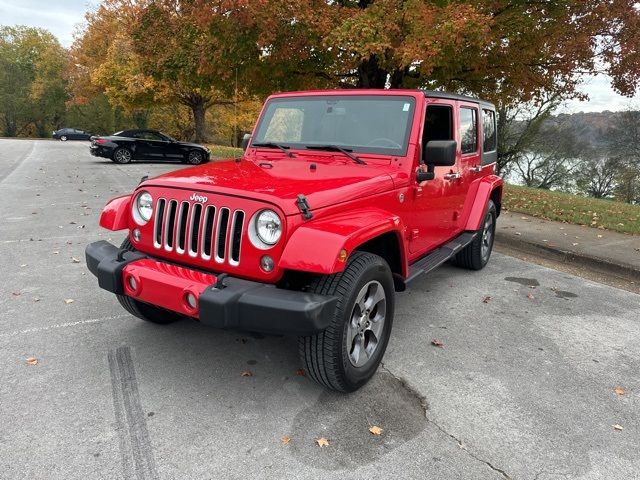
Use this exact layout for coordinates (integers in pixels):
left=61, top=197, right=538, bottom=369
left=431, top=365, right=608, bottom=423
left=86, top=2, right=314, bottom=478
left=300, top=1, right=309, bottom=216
left=459, top=107, right=478, bottom=154
left=482, top=109, right=497, bottom=152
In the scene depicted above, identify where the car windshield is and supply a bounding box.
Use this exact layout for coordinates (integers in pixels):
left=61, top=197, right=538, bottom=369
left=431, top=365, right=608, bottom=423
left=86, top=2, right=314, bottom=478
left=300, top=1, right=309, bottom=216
left=252, top=95, right=416, bottom=156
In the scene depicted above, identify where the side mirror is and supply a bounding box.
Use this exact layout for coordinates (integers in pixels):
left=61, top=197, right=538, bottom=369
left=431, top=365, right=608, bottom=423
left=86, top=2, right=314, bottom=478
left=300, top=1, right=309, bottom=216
left=424, top=140, right=457, bottom=167
left=241, top=133, right=251, bottom=150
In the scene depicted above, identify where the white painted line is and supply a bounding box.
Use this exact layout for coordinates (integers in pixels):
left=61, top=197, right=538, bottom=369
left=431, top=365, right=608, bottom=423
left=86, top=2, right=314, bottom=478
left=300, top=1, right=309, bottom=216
left=0, top=314, right=128, bottom=339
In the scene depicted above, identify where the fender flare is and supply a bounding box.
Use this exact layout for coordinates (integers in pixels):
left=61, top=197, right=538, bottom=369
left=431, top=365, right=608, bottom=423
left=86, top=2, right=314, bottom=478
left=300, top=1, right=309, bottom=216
left=463, top=175, right=503, bottom=231
left=279, top=208, right=408, bottom=276
left=99, top=195, right=131, bottom=231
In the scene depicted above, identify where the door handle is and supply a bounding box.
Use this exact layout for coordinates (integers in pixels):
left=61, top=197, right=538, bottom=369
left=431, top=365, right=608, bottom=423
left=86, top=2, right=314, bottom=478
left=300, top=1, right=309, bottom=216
left=470, top=165, right=483, bottom=173
left=443, top=172, right=461, bottom=181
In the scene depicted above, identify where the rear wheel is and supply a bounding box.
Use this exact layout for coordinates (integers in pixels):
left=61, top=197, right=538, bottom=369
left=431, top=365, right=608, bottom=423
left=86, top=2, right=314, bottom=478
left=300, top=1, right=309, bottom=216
left=113, top=147, right=133, bottom=164
left=455, top=200, right=496, bottom=270
left=298, top=252, right=394, bottom=392
left=116, top=238, right=183, bottom=324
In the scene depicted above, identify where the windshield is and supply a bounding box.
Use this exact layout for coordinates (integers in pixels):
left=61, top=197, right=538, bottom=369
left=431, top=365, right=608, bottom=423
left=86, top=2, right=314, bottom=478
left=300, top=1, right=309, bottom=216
left=252, top=95, right=416, bottom=156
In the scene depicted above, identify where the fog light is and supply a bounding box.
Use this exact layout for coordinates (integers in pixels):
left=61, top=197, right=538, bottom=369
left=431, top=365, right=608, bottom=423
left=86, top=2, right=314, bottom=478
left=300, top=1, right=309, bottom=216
left=132, top=228, right=141, bottom=241
left=185, top=292, right=197, bottom=309
left=260, top=255, right=274, bottom=272
left=128, top=276, right=137, bottom=291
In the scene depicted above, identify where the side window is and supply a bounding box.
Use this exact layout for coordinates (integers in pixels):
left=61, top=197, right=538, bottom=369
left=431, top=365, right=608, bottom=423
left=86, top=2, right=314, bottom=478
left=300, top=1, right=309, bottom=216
left=482, top=109, right=496, bottom=152
left=424, top=105, right=454, bottom=143
left=459, top=107, right=478, bottom=154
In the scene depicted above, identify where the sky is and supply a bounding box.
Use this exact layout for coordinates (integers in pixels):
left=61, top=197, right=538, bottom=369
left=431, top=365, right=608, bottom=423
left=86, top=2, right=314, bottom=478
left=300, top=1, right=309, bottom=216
left=1, top=0, right=638, bottom=114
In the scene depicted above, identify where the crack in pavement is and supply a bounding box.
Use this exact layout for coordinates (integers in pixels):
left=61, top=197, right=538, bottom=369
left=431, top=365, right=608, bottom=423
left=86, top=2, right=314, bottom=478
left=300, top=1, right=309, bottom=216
left=380, top=363, right=512, bottom=480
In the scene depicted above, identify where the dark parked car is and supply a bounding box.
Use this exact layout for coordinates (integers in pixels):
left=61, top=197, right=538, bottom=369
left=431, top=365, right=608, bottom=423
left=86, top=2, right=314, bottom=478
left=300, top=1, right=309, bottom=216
left=53, top=128, right=94, bottom=141
left=89, top=129, right=211, bottom=165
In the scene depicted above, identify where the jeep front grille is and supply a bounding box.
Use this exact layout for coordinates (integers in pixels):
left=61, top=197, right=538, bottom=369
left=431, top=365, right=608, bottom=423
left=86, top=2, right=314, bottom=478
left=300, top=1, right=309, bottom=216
left=153, top=198, right=245, bottom=266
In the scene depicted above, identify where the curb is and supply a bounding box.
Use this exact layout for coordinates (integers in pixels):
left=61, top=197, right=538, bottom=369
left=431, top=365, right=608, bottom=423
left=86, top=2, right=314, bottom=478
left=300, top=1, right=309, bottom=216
left=495, top=232, right=640, bottom=283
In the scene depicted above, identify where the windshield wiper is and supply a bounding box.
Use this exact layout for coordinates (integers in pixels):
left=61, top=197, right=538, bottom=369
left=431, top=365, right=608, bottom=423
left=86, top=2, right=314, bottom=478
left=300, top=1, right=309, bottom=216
left=252, top=142, right=294, bottom=157
left=304, top=145, right=366, bottom=165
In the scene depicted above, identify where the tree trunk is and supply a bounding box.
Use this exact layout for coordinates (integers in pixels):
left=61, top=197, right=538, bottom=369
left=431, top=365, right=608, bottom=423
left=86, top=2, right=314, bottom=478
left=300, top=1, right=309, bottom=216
left=191, top=102, right=207, bottom=144
left=356, top=55, right=388, bottom=88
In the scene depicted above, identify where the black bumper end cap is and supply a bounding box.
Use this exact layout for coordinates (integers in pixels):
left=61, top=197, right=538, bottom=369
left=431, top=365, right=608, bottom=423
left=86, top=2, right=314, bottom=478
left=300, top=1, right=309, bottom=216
left=199, top=277, right=337, bottom=335
left=85, top=240, right=145, bottom=294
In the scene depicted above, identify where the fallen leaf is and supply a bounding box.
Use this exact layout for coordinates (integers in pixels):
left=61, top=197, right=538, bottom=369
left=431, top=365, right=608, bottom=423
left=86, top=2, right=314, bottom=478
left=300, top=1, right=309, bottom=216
left=64, top=298, right=74, bottom=304
left=431, top=339, right=444, bottom=348
left=613, top=424, right=624, bottom=431
left=281, top=436, right=291, bottom=445
left=241, top=370, right=253, bottom=377
left=26, top=357, right=38, bottom=365
left=482, top=296, right=492, bottom=303
left=295, top=369, right=306, bottom=376
left=315, top=437, right=329, bottom=448
left=597, top=235, right=603, bottom=238
left=33, top=297, right=40, bottom=302
left=12, top=291, right=21, bottom=296
left=572, top=243, right=579, bottom=246
left=71, top=257, right=81, bottom=263
left=53, top=251, right=59, bottom=255
left=614, top=387, right=625, bottom=396
left=527, top=293, right=535, bottom=300
left=515, top=232, right=521, bottom=236
left=20, top=264, right=27, bottom=267
left=369, top=426, right=383, bottom=435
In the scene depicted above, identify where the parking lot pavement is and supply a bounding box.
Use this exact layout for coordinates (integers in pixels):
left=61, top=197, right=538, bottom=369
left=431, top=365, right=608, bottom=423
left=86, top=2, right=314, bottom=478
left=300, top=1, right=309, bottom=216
left=1, top=139, right=639, bottom=480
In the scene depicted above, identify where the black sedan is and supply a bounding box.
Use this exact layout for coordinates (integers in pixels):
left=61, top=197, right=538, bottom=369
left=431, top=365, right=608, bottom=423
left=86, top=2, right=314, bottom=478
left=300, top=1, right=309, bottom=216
left=53, top=128, right=94, bottom=141
left=89, top=129, right=211, bottom=165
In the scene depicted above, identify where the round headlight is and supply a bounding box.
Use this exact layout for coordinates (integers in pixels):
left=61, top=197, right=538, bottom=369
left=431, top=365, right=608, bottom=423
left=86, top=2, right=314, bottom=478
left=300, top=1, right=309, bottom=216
left=255, top=209, right=282, bottom=245
left=134, top=191, right=153, bottom=224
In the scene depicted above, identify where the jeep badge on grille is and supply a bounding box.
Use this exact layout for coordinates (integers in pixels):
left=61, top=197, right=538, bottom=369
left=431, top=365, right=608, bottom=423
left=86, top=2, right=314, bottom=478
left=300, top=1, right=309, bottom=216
left=190, top=193, right=208, bottom=203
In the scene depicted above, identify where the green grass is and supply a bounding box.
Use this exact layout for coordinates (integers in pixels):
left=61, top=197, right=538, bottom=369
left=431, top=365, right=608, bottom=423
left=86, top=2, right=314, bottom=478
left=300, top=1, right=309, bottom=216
left=503, top=184, right=640, bottom=234
left=205, top=144, right=244, bottom=159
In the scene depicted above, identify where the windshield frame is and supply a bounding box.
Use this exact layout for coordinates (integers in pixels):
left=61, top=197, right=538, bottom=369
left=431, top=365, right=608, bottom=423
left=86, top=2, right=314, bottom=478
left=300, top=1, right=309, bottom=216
left=251, top=95, right=417, bottom=157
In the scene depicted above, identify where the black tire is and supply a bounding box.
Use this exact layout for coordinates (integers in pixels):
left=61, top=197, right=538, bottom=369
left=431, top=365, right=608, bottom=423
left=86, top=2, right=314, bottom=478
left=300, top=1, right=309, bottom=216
left=455, top=200, right=497, bottom=270
left=186, top=150, right=204, bottom=165
left=113, top=147, right=133, bottom=164
left=298, top=252, right=395, bottom=393
left=116, top=238, right=183, bottom=324
left=60, top=135, right=67, bottom=142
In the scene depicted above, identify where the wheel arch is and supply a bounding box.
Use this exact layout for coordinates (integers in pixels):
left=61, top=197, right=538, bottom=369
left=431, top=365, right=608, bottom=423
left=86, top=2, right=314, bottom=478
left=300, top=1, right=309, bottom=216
left=278, top=208, right=408, bottom=279
left=463, top=175, right=503, bottom=231
left=99, top=194, right=131, bottom=231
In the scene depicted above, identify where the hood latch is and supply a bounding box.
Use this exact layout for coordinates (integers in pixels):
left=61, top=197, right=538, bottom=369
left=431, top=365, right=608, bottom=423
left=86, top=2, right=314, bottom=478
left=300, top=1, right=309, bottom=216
left=296, top=194, right=313, bottom=220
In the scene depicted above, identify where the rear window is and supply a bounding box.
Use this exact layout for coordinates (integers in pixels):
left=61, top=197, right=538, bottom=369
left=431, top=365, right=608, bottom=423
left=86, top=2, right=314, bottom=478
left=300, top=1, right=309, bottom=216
left=482, top=109, right=497, bottom=152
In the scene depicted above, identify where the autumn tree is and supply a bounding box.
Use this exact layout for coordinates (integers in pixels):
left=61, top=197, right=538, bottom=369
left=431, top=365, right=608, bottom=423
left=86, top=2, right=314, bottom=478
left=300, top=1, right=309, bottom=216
left=0, top=26, right=68, bottom=137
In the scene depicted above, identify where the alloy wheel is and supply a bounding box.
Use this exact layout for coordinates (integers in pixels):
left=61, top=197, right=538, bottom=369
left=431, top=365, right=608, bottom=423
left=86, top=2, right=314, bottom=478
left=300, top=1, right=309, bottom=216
left=347, top=280, right=387, bottom=368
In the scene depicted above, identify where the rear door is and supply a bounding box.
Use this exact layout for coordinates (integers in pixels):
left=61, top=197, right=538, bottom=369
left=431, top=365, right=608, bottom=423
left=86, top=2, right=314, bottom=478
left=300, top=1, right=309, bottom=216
left=451, top=102, right=481, bottom=233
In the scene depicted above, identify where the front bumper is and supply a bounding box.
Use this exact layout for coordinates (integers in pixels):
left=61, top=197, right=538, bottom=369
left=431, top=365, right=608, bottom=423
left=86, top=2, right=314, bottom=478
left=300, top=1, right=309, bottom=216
left=85, top=240, right=337, bottom=335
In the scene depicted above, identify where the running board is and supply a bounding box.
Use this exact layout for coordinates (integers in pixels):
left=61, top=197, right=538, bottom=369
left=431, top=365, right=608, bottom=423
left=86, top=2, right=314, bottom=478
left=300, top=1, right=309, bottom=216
left=406, top=232, right=477, bottom=283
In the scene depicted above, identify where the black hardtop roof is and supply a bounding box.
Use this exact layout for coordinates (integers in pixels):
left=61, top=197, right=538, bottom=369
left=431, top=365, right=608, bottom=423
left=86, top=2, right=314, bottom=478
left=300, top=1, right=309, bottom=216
left=422, top=90, right=495, bottom=109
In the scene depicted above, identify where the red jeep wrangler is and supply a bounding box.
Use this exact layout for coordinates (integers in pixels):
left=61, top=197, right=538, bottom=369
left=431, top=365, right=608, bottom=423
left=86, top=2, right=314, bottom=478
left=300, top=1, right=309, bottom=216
left=86, top=90, right=502, bottom=392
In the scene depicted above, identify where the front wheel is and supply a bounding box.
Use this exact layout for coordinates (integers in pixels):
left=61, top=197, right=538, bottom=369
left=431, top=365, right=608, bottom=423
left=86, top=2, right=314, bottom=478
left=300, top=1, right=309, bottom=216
left=186, top=150, right=205, bottom=165
left=60, top=135, right=67, bottom=142
left=298, top=252, right=395, bottom=392
left=455, top=199, right=496, bottom=270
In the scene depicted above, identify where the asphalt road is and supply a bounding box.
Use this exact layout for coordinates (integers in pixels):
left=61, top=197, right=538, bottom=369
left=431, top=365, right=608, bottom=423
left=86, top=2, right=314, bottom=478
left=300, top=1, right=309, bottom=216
left=1, top=139, right=639, bottom=480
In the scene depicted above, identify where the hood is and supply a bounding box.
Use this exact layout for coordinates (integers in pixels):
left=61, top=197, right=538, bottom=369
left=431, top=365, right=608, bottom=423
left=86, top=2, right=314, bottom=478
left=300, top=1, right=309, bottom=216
left=141, top=156, right=395, bottom=216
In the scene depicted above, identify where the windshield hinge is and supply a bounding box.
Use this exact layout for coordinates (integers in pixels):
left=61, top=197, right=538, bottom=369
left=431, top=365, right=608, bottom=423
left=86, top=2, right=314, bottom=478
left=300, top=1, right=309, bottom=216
left=296, top=194, right=313, bottom=220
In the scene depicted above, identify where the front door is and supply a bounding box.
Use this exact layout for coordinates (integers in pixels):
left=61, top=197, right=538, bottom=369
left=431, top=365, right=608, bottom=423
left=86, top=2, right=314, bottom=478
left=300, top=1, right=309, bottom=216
left=135, top=131, right=168, bottom=160
left=407, top=100, right=462, bottom=255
